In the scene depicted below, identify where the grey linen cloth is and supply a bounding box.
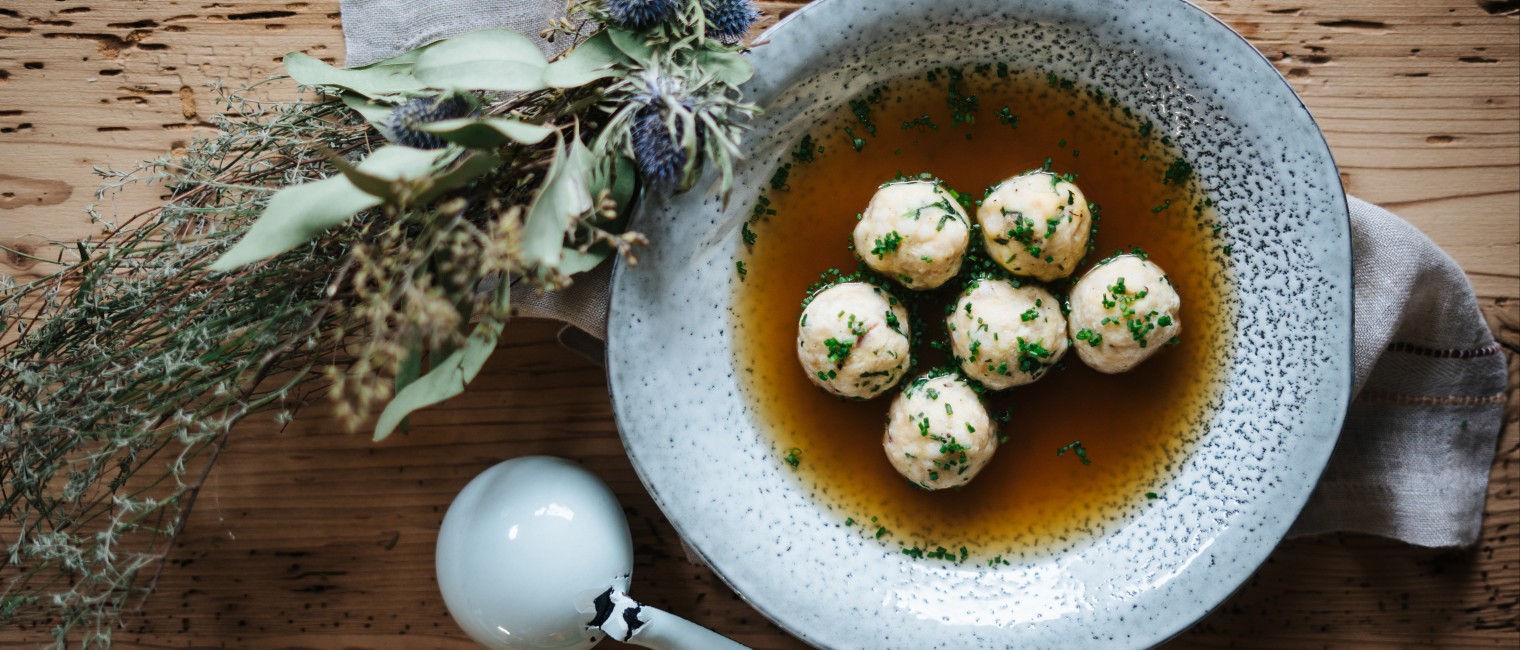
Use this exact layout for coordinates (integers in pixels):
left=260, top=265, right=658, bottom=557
left=1286, top=197, right=1507, bottom=547
left=342, top=0, right=573, bottom=66
left=341, top=2, right=1510, bottom=548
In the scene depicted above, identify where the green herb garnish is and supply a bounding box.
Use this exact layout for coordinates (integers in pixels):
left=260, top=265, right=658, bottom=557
left=823, top=337, right=854, bottom=367
left=1057, top=440, right=1091, bottom=465
left=784, top=447, right=802, bottom=468
left=871, top=231, right=903, bottom=257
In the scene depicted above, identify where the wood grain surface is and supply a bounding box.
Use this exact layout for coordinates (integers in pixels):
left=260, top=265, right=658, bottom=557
left=1, top=0, right=1517, bottom=647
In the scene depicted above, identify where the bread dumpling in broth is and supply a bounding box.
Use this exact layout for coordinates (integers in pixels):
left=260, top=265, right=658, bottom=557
left=796, top=282, right=912, bottom=399
left=946, top=278, right=1069, bottom=390
left=977, top=171, right=1093, bottom=281
left=852, top=180, right=971, bottom=291
left=882, top=372, right=997, bottom=490
left=1067, top=254, right=1182, bottom=374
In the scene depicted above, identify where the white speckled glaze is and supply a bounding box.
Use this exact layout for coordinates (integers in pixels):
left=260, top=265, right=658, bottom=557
left=606, top=0, right=1352, bottom=647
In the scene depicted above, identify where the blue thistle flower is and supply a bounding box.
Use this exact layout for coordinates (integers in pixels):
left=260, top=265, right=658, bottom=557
left=703, top=0, right=760, bottom=45
left=604, top=0, right=681, bottom=31
left=632, top=108, right=689, bottom=189
left=628, top=71, right=705, bottom=189
left=381, top=95, right=474, bottom=149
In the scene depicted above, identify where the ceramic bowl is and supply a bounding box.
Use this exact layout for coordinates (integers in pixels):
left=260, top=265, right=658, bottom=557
left=607, top=0, right=1351, bottom=647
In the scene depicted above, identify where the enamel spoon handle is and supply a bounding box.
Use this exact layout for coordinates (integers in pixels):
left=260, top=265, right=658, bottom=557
left=623, top=605, right=749, bottom=650
left=593, top=588, right=748, bottom=650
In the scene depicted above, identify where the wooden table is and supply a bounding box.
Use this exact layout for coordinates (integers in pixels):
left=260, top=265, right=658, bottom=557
left=1, top=0, right=1516, bottom=647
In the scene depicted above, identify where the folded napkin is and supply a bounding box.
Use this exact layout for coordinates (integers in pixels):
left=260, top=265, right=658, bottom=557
left=339, top=1, right=1510, bottom=548
left=1287, top=197, right=1507, bottom=547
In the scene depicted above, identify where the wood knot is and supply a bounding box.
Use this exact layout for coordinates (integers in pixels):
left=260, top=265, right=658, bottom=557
left=0, top=174, right=73, bottom=209
left=4, top=241, right=37, bottom=271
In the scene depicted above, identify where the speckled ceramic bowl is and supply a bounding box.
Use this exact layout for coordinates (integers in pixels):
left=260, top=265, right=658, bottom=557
left=607, top=0, right=1351, bottom=647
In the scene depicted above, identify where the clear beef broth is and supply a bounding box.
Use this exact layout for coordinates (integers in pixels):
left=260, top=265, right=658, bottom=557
left=733, top=68, right=1225, bottom=557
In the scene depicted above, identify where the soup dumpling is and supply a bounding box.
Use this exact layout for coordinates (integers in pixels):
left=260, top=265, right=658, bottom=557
left=882, top=372, right=997, bottom=490
left=852, top=180, right=971, bottom=291
left=946, top=278, right=1068, bottom=390
left=1067, top=254, right=1182, bottom=373
left=977, top=171, right=1093, bottom=281
left=797, top=282, right=912, bottom=399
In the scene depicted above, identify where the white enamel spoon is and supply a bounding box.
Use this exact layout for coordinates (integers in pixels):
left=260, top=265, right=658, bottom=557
left=436, top=456, right=749, bottom=650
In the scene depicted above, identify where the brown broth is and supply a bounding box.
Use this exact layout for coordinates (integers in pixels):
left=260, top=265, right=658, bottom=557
left=733, top=69, right=1226, bottom=558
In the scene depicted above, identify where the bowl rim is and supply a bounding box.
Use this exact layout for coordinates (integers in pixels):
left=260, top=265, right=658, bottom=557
left=606, top=0, right=1353, bottom=646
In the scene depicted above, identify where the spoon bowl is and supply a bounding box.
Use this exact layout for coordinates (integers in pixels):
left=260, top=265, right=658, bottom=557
left=436, top=456, right=631, bottom=650
left=436, top=456, right=747, bottom=650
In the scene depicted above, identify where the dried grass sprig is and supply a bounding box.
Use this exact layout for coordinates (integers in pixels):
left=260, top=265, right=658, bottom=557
left=1, top=88, right=362, bottom=645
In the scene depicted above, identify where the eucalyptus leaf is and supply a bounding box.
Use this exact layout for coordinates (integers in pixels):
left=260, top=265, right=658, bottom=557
left=330, top=145, right=451, bottom=202
left=557, top=247, right=609, bottom=276
left=521, top=137, right=595, bottom=270
left=349, top=145, right=452, bottom=179
left=560, top=154, right=639, bottom=273
left=418, top=118, right=556, bottom=148
left=415, top=150, right=502, bottom=205
left=328, top=145, right=492, bottom=206
left=393, top=340, right=424, bottom=433
left=340, top=93, right=394, bottom=125
left=607, top=28, right=655, bottom=67
left=210, top=146, right=444, bottom=271
left=209, top=177, right=379, bottom=272
left=373, top=318, right=503, bottom=441
left=284, top=51, right=426, bottom=98
left=396, top=341, right=423, bottom=393
left=321, top=148, right=402, bottom=201
left=592, top=154, right=639, bottom=216
left=588, top=153, right=638, bottom=234
left=543, top=30, right=628, bottom=88
left=359, top=47, right=425, bottom=68
left=414, top=29, right=548, bottom=92
left=695, top=49, right=754, bottom=86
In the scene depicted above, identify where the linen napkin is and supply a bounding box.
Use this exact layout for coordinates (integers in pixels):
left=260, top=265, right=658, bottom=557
left=339, top=1, right=1511, bottom=548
